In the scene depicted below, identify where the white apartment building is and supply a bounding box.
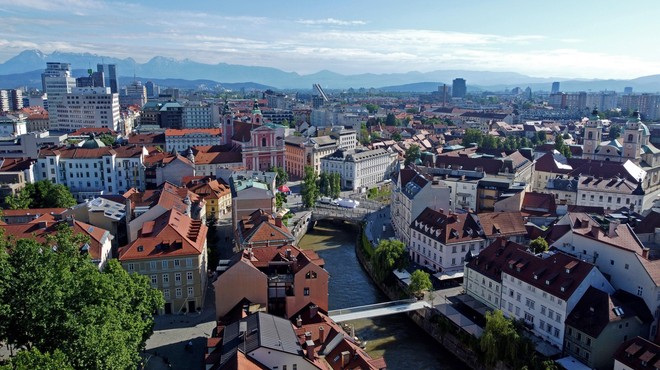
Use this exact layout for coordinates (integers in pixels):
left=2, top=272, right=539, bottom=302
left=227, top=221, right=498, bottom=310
left=320, top=148, right=398, bottom=191
left=332, top=128, right=358, bottom=150
left=36, top=140, right=148, bottom=201
left=465, top=238, right=614, bottom=349
left=410, top=207, right=485, bottom=276
left=391, top=167, right=451, bottom=248
left=549, top=212, right=660, bottom=339
left=164, top=129, right=222, bottom=152
left=52, top=87, right=120, bottom=132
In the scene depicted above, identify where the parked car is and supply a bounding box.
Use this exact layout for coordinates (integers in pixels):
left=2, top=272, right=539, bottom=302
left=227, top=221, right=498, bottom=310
left=319, top=196, right=332, bottom=204
left=337, top=199, right=360, bottom=208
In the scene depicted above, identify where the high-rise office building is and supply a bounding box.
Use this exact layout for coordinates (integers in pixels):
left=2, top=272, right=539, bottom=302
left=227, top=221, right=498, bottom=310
left=145, top=81, right=160, bottom=98
left=452, top=78, right=466, bottom=98
left=41, top=62, right=76, bottom=129
left=97, top=64, right=118, bottom=94
left=76, top=71, right=104, bottom=88
left=53, top=87, right=120, bottom=132
left=551, top=81, right=560, bottom=94
left=624, top=87, right=633, bottom=95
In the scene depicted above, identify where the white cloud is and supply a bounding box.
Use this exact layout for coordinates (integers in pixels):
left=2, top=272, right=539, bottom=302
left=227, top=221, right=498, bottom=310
left=296, top=18, right=367, bottom=26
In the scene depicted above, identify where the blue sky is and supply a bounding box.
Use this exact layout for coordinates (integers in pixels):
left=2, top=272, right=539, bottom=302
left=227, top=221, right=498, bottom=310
left=1, top=0, right=659, bottom=79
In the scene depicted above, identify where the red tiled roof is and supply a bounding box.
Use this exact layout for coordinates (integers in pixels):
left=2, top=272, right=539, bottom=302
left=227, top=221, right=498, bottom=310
left=522, top=192, right=557, bottom=213
left=466, top=238, right=526, bottom=282
left=411, top=208, right=484, bottom=245
left=192, top=145, right=242, bottom=165
left=613, top=337, right=660, bottom=369
left=118, top=209, right=207, bottom=261
left=476, top=212, right=527, bottom=239
left=165, top=128, right=222, bottom=136
left=2, top=220, right=109, bottom=261
left=241, top=244, right=323, bottom=272
left=235, top=210, right=294, bottom=248
left=127, top=132, right=165, bottom=145
left=0, top=157, right=35, bottom=172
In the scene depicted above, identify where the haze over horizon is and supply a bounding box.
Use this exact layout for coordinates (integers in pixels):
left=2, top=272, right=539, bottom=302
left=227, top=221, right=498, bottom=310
left=1, top=0, right=659, bottom=80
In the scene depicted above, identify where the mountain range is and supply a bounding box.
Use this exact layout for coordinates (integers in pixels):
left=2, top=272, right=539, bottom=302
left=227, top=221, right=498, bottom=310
left=1, top=49, right=660, bottom=92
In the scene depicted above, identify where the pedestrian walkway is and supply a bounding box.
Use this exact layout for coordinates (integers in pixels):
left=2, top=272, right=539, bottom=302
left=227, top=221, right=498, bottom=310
left=329, top=299, right=431, bottom=322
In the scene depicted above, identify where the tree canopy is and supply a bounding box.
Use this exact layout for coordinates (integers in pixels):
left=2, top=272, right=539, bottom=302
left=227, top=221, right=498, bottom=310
left=554, top=134, right=572, bottom=158
left=364, top=103, right=379, bottom=114
left=0, top=226, right=164, bottom=369
left=5, top=180, right=77, bottom=209
left=529, top=237, right=549, bottom=254
left=301, top=166, right=319, bottom=208
left=404, top=144, right=421, bottom=166
left=609, top=124, right=622, bottom=139
left=371, top=239, right=407, bottom=282
left=409, top=269, right=432, bottom=298
left=269, top=166, right=289, bottom=188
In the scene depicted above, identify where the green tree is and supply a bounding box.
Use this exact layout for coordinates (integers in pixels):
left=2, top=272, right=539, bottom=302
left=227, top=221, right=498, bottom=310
left=5, top=180, right=76, bottom=209
left=330, top=173, right=341, bottom=199
left=301, top=166, right=319, bottom=208
left=371, top=239, right=407, bottom=282
left=364, top=103, right=379, bottom=114
left=404, top=144, right=421, bottom=166
left=385, top=113, right=398, bottom=126
left=269, top=166, right=289, bottom=188
left=406, top=107, right=418, bottom=114
left=409, top=269, right=432, bottom=299
left=462, top=128, right=484, bottom=147
left=480, top=310, right=519, bottom=366
left=554, top=134, right=572, bottom=158
left=391, top=132, right=402, bottom=141
left=319, top=172, right=331, bottom=196
left=275, top=192, right=287, bottom=209
left=609, top=124, right=622, bottom=139
left=529, top=236, right=549, bottom=254
left=359, top=123, right=371, bottom=146
left=0, top=348, right=74, bottom=370
left=0, top=226, right=163, bottom=370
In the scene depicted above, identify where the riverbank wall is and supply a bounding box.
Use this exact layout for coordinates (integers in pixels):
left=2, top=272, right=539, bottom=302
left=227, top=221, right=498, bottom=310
left=354, top=225, right=502, bottom=370
left=290, top=210, right=313, bottom=245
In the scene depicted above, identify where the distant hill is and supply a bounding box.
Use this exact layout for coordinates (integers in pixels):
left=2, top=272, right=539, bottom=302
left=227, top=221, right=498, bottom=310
left=1, top=49, right=660, bottom=92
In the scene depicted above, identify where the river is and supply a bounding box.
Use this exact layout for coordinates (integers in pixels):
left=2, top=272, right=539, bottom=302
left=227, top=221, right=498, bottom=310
left=298, top=221, right=463, bottom=370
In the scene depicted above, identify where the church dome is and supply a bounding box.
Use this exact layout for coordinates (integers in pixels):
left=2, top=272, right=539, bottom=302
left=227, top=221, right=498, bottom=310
left=79, top=134, right=106, bottom=149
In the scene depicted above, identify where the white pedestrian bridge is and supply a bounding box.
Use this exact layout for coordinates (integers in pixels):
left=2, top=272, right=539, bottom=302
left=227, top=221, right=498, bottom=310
left=328, top=299, right=431, bottom=322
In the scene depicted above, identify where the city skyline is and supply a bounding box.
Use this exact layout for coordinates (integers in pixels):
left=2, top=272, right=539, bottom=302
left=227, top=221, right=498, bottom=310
left=1, top=1, right=660, bottom=80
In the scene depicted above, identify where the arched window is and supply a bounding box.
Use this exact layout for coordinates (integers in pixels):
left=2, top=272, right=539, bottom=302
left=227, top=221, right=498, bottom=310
left=587, top=132, right=593, bottom=140
left=628, top=134, right=634, bottom=142
left=262, top=138, right=267, bottom=147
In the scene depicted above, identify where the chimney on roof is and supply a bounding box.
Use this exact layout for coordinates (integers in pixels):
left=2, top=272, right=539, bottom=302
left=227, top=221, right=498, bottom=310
left=38, top=221, right=48, bottom=229
left=608, top=220, right=620, bottom=238
left=285, top=248, right=292, bottom=259
left=305, top=339, right=316, bottom=361
left=642, top=248, right=650, bottom=259
left=275, top=216, right=282, bottom=228
left=319, top=326, right=326, bottom=343
left=341, top=351, right=351, bottom=368
left=296, top=316, right=302, bottom=328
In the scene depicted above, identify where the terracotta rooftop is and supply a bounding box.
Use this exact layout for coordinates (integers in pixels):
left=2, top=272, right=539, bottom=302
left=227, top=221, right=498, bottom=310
left=0, top=157, right=35, bottom=172
left=240, top=244, right=324, bottom=273
left=475, top=212, right=527, bottom=239
left=127, top=132, right=165, bottom=145
left=235, top=209, right=294, bottom=248
left=118, top=209, right=207, bottom=261
left=2, top=219, right=110, bottom=262
left=165, top=128, right=221, bottom=136
left=466, top=238, right=526, bottom=283
left=411, top=208, right=484, bottom=245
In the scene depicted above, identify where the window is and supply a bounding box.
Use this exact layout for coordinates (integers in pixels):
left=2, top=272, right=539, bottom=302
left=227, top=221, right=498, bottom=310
left=174, top=259, right=180, bottom=268
left=516, top=293, right=521, bottom=302
left=150, top=261, right=157, bottom=270
left=175, top=273, right=181, bottom=283
left=515, top=307, right=520, bottom=316
left=187, top=271, right=193, bottom=283
left=127, top=263, right=134, bottom=272
left=526, top=298, right=535, bottom=310
left=539, top=320, right=545, bottom=331
left=150, top=275, right=157, bottom=285
left=555, top=313, right=561, bottom=322
left=638, top=286, right=644, bottom=296
left=162, top=274, right=169, bottom=285
left=541, top=305, right=546, bottom=315
left=625, top=264, right=629, bottom=270
left=304, top=288, right=310, bottom=296
left=163, top=289, right=170, bottom=300
left=508, top=303, right=513, bottom=312
left=162, top=260, right=168, bottom=269
left=176, top=288, right=182, bottom=298
left=548, top=309, right=554, bottom=319
left=187, top=287, right=194, bottom=297
left=553, top=327, right=560, bottom=338
left=186, top=258, right=193, bottom=267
